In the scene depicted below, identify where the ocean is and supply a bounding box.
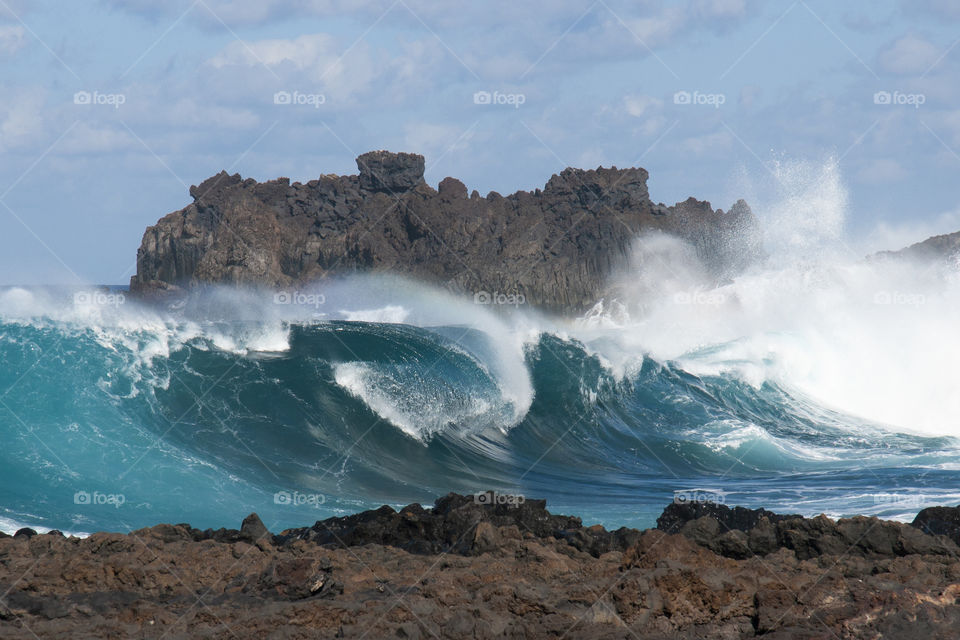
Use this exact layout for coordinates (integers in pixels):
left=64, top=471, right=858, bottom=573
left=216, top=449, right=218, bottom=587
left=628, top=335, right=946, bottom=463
left=1, top=228, right=959, bottom=536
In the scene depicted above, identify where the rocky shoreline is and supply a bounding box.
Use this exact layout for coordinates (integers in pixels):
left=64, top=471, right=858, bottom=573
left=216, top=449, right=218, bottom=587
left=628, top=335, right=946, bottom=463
left=4, top=494, right=960, bottom=638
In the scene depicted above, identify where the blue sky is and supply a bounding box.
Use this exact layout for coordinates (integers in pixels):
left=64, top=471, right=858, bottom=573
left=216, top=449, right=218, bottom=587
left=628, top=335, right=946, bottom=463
left=2, top=0, right=960, bottom=284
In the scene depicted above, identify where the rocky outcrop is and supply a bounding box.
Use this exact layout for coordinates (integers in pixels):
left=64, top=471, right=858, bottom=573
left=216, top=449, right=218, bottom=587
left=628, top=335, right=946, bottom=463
left=356, top=150, right=425, bottom=192
left=276, top=492, right=646, bottom=558
left=873, top=230, right=960, bottom=264
left=661, top=500, right=958, bottom=561
left=130, top=151, right=761, bottom=312
left=7, top=496, right=960, bottom=638
left=912, top=504, right=960, bottom=545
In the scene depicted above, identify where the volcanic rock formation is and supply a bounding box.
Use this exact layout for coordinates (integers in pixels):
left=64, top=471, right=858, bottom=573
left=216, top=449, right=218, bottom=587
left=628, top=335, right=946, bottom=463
left=130, top=151, right=762, bottom=312
left=874, top=229, right=960, bottom=264
left=5, top=496, right=960, bottom=638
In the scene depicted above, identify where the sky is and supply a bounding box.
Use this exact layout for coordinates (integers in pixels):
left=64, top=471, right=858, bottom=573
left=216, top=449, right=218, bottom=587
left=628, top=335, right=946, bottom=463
left=1, top=0, right=960, bottom=284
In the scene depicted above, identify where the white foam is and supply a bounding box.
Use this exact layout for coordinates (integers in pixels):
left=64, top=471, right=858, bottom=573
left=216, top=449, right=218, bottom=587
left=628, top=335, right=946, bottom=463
left=333, top=361, right=498, bottom=441
left=0, top=515, right=89, bottom=538
left=573, top=157, right=960, bottom=438
left=340, top=305, right=410, bottom=323
left=4, top=168, right=958, bottom=444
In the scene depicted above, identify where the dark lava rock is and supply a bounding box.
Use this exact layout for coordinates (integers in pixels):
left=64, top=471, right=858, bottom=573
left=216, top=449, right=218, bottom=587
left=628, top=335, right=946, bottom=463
left=276, top=492, right=589, bottom=556
left=912, top=505, right=960, bottom=545
left=657, top=500, right=801, bottom=535
left=5, top=497, right=960, bottom=638
left=240, top=512, right=271, bottom=543
left=356, top=150, right=425, bottom=193
left=130, top=151, right=762, bottom=313
left=275, top=492, right=644, bottom=558
left=13, top=528, right=37, bottom=539
left=660, top=501, right=959, bottom=560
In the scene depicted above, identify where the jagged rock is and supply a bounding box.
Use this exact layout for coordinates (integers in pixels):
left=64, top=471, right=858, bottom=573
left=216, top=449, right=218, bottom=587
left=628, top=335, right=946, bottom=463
left=912, top=505, right=960, bottom=545
left=437, top=176, right=467, bottom=199
left=873, top=230, right=960, bottom=264
left=660, top=501, right=958, bottom=560
left=657, top=500, right=801, bottom=535
left=240, top=512, right=271, bottom=543
left=356, top=150, right=425, bottom=193
left=130, top=151, right=762, bottom=312
left=5, top=499, right=960, bottom=638
left=275, top=493, right=584, bottom=556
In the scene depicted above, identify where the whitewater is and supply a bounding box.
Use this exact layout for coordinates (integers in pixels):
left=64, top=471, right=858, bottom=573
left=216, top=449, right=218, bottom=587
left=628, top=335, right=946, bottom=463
left=2, top=159, right=959, bottom=536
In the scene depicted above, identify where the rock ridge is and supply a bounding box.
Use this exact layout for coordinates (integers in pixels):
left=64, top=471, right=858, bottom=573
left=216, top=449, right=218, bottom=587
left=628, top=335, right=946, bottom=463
left=6, top=495, right=960, bottom=638
left=130, top=151, right=762, bottom=312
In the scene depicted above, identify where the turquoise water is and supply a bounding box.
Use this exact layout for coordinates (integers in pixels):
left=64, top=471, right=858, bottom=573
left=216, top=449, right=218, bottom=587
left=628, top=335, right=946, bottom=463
left=1, top=273, right=959, bottom=535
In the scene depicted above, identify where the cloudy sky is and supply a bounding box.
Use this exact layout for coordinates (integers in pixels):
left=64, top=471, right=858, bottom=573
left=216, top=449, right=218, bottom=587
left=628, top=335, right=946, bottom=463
left=1, top=0, right=959, bottom=284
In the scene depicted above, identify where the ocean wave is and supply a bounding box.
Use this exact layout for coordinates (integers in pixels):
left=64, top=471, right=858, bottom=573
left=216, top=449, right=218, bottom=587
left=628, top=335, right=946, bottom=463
left=1, top=198, right=959, bottom=534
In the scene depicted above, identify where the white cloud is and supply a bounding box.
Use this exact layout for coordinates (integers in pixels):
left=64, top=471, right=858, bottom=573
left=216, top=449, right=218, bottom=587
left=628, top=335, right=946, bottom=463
left=206, top=33, right=446, bottom=104
left=403, top=122, right=473, bottom=160
left=878, top=33, right=940, bottom=75
left=209, top=33, right=340, bottom=70
left=639, top=115, right=669, bottom=137
left=692, top=0, right=747, bottom=19
left=624, top=95, right=662, bottom=118
left=0, top=25, right=25, bottom=55
left=105, top=0, right=377, bottom=26
left=622, top=95, right=670, bottom=137
left=107, top=0, right=646, bottom=30
left=618, top=0, right=753, bottom=51
left=0, top=88, right=44, bottom=151
left=623, top=7, right=688, bottom=49
left=59, top=122, right=136, bottom=155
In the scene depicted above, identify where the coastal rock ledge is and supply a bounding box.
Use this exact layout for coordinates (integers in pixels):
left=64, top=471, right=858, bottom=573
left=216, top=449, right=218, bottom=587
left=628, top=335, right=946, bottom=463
left=130, top=151, right=761, bottom=312
left=4, top=495, right=960, bottom=638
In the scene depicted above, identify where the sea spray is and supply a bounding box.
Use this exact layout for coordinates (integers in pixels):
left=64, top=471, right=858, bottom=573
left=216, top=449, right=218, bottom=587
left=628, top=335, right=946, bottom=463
left=2, top=160, right=960, bottom=535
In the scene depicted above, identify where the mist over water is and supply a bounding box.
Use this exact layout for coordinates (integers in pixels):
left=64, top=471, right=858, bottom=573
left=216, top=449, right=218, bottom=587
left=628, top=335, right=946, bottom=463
left=1, top=159, right=959, bottom=536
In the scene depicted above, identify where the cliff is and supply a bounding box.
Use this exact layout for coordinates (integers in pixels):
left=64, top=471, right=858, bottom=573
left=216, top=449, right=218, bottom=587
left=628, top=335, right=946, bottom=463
left=130, top=151, right=761, bottom=312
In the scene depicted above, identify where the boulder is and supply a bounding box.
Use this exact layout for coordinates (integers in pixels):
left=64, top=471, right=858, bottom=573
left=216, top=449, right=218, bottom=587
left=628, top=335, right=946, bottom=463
left=356, top=150, right=425, bottom=193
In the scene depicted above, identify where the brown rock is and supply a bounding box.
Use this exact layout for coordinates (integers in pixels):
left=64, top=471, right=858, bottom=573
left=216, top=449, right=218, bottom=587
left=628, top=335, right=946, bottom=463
left=130, top=152, right=762, bottom=313
left=5, top=497, right=960, bottom=638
